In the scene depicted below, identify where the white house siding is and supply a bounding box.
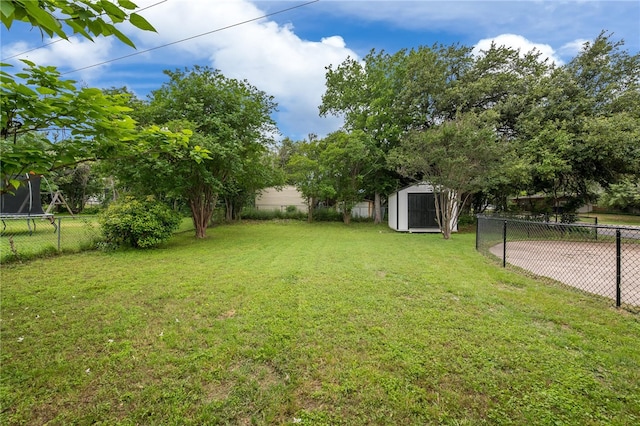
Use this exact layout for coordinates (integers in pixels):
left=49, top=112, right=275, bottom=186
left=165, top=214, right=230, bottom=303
left=255, top=186, right=308, bottom=213
left=344, top=200, right=377, bottom=219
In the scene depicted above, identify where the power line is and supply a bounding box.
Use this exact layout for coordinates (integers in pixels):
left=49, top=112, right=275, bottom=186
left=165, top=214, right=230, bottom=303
left=2, top=0, right=169, bottom=61
left=61, top=0, right=320, bottom=75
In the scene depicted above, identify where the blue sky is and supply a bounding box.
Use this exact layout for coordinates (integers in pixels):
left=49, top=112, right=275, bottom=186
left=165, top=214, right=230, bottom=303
left=2, top=0, right=639, bottom=141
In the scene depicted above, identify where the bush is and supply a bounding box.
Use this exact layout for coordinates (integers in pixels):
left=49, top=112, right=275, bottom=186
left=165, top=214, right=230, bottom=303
left=81, top=205, right=103, bottom=215
left=240, top=207, right=306, bottom=221
left=457, top=214, right=476, bottom=226
left=313, top=207, right=342, bottom=222
left=99, top=196, right=181, bottom=249
left=240, top=206, right=345, bottom=222
left=560, top=212, right=579, bottom=224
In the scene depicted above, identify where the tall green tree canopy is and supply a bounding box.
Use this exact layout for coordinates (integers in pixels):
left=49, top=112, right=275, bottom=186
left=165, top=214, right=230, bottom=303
left=320, top=49, right=410, bottom=223
left=322, top=32, right=639, bottom=222
left=319, top=130, right=377, bottom=224
left=390, top=111, right=503, bottom=238
left=516, top=32, right=640, bottom=206
left=111, top=66, right=278, bottom=238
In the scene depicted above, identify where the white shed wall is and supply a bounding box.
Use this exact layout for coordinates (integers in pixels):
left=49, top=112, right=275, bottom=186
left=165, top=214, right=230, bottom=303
left=388, top=192, right=398, bottom=230
left=388, top=183, right=458, bottom=233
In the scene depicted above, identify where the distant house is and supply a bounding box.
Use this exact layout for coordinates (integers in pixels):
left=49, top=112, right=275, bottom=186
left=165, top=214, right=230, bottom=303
left=350, top=200, right=375, bottom=219
left=256, top=186, right=380, bottom=219
left=388, top=183, right=458, bottom=233
left=255, top=186, right=308, bottom=213
left=336, top=199, right=379, bottom=219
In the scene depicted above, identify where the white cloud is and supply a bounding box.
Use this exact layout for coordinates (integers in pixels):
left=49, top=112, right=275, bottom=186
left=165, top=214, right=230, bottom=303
left=2, top=36, right=115, bottom=83
left=473, top=34, right=562, bottom=65
left=128, top=0, right=356, bottom=139
left=1, top=0, right=354, bottom=139
left=7, top=1, right=634, bottom=140
left=559, top=38, right=590, bottom=57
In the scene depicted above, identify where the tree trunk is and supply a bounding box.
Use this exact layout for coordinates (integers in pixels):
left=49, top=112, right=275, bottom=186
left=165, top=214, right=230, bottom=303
left=189, top=188, right=216, bottom=239
left=224, top=198, right=233, bottom=222
left=307, top=197, right=315, bottom=223
left=442, top=191, right=452, bottom=239
left=435, top=189, right=453, bottom=239
left=343, top=209, right=351, bottom=224
left=374, top=192, right=382, bottom=224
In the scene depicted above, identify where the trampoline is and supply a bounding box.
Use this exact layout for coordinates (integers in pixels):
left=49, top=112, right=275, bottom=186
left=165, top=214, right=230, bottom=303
left=1, top=174, right=57, bottom=235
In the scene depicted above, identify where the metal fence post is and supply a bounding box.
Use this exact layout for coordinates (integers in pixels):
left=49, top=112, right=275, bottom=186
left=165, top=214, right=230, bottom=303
left=616, top=229, right=621, bottom=307
left=502, top=220, right=507, bottom=268
left=594, top=216, right=598, bottom=241
left=57, top=217, right=61, bottom=252
left=475, top=216, right=479, bottom=251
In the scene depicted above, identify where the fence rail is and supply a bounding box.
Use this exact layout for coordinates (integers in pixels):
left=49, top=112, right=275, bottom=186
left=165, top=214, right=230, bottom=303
left=476, top=215, right=640, bottom=310
left=1, top=216, right=101, bottom=263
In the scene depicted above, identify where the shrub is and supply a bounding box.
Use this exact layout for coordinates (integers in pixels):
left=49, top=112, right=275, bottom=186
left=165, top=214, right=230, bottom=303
left=560, top=212, right=579, bottom=224
left=99, top=196, right=181, bottom=249
left=457, top=214, right=476, bottom=226
left=81, top=205, right=103, bottom=215
left=240, top=207, right=306, bottom=221
left=313, top=207, right=342, bottom=222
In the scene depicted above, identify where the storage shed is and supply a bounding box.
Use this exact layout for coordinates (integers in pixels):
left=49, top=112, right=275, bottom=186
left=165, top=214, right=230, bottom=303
left=388, top=183, right=457, bottom=233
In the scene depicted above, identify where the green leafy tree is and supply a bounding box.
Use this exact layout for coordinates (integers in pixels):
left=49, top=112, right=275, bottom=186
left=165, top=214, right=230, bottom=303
left=319, top=130, right=376, bottom=224
left=397, top=43, right=472, bottom=128
left=1, top=0, right=157, bottom=193
left=51, top=162, right=103, bottom=213
left=320, top=50, right=410, bottom=223
left=111, top=67, right=278, bottom=238
left=399, top=43, right=548, bottom=211
left=1, top=0, right=155, bottom=48
left=1, top=63, right=140, bottom=191
left=286, top=135, right=332, bottom=222
left=222, top=150, right=284, bottom=221
left=516, top=33, right=640, bottom=209
left=390, top=112, right=503, bottom=239
left=600, top=178, right=640, bottom=212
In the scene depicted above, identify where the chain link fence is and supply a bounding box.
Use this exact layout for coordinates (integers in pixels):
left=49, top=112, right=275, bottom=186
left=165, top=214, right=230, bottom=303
left=0, top=216, right=101, bottom=263
left=476, top=215, right=640, bottom=310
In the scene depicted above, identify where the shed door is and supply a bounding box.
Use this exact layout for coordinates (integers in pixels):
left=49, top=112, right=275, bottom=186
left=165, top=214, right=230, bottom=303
left=408, top=193, right=438, bottom=228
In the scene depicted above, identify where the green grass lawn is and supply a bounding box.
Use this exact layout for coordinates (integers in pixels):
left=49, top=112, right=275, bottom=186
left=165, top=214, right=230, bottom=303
left=2, top=222, right=639, bottom=425
left=0, top=216, right=101, bottom=263
left=579, top=213, right=640, bottom=226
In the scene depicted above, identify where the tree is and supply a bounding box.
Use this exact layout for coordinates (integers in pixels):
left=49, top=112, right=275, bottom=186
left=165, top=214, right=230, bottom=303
left=390, top=112, right=503, bottom=239
left=1, top=0, right=155, bottom=48
left=320, top=50, right=410, bottom=223
left=397, top=43, right=473, bottom=128
left=399, top=43, right=549, bottom=212
left=319, top=130, right=376, bottom=224
left=1, top=62, right=139, bottom=191
left=286, top=135, right=332, bottom=222
left=221, top=149, right=284, bottom=221
left=111, top=67, right=278, bottom=238
left=600, top=178, right=640, bottom=212
left=50, top=162, right=102, bottom=213
left=516, top=33, right=640, bottom=208
left=1, top=0, right=157, bottom=193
